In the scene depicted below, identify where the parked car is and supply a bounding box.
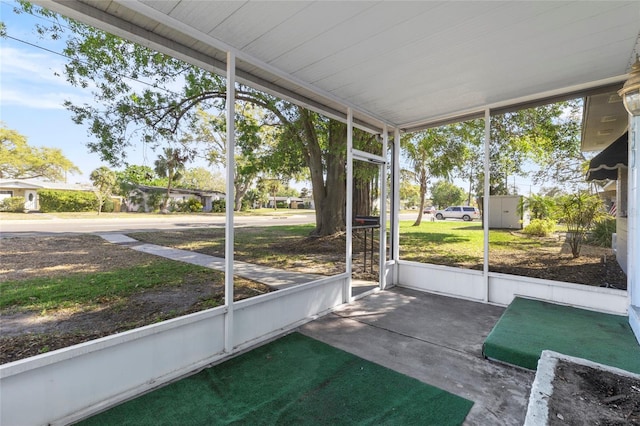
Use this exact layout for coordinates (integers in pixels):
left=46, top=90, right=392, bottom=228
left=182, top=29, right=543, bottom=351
left=435, top=206, right=479, bottom=221
left=423, top=206, right=436, bottom=215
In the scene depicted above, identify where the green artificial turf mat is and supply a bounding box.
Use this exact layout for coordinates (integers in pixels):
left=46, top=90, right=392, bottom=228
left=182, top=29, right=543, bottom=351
left=483, top=297, right=640, bottom=373
left=77, top=332, right=473, bottom=425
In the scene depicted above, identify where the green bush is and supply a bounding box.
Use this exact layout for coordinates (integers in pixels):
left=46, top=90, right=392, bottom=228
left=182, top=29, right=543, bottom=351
left=523, top=219, right=557, bottom=237
left=101, top=198, right=115, bottom=213
left=38, top=190, right=97, bottom=212
left=0, top=197, right=25, bottom=212
left=211, top=199, right=225, bottom=213
left=588, top=218, right=616, bottom=247
left=171, top=198, right=203, bottom=213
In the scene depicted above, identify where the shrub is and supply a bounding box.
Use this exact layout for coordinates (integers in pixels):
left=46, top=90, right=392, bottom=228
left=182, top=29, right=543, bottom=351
left=0, top=197, right=25, bottom=212
left=171, top=198, right=202, bottom=213
left=557, top=193, right=605, bottom=258
left=523, top=219, right=556, bottom=237
left=38, top=190, right=97, bottom=212
left=101, top=199, right=115, bottom=213
left=211, top=199, right=225, bottom=213
left=588, top=218, right=616, bottom=247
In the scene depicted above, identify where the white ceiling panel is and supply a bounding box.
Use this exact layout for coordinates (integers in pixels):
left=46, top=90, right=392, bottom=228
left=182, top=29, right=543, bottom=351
left=34, top=0, right=640, bottom=132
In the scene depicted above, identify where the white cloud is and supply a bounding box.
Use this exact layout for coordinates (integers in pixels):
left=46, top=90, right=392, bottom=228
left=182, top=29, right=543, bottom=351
left=1, top=45, right=66, bottom=85
left=1, top=45, right=93, bottom=109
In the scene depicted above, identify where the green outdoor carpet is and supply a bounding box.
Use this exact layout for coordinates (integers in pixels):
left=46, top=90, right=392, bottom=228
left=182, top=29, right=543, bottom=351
left=483, top=297, right=640, bottom=373
left=77, top=332, right=473, bottom=425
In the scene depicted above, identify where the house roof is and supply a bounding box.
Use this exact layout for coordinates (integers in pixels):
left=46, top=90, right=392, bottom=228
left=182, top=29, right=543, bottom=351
left=135, top=184, right=225, bottom=197
left=0, top=179, right=93, bottom=191
left=585, top=132, right=628, bottom=181
left=33, top=1, right=640, bottom=134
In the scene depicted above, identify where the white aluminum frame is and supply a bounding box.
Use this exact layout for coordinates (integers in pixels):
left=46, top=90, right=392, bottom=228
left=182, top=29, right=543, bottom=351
left=224, top=51, right=236, bottom=353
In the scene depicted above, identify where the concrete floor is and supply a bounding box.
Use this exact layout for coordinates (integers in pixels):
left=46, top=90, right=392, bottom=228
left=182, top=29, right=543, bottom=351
left=299, top=286, right=535, bottom=425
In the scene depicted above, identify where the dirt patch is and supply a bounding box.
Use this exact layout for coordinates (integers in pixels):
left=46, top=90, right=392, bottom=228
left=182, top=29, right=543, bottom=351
left=0, top=235, right=270, bottom=364
left=0, top=234, right=156, bottom=281
left=548, top=360, right=640, bottom=424
left=485, top=233, right=625, bottom=289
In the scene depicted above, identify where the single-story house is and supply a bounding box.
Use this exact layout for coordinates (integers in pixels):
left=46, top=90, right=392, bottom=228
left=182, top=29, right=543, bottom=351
left=583, top=91, right=630, bottom=275
left=0, top=178, right=93, bottom=211
left=125, top=184, right=225, bottom=212
left=264, top=196, right=305, bottom=209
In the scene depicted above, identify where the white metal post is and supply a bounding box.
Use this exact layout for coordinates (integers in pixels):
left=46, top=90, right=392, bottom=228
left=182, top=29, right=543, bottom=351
left=224, top=51, right=236, bottom=352
left=628, top=114, right=640, bottom=343
left=392, top=128, right=401, bottom=285
left=345, top=108, right=354, bottom=302
left=379, top=125, right=388, bottom=289
left=483, top=109, right=491, bottom=303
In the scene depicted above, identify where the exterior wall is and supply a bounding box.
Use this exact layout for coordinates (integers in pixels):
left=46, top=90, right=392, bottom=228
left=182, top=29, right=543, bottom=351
left=617, top=217, right=628, bottom=275
left=0, top=188, right=37, bottom=210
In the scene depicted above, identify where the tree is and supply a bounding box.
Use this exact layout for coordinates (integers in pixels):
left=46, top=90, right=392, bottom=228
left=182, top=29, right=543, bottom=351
left=401, top=125, right=468, bottom=226
left=521, top=194, right=557, bottom=220
left=399, top=179, right=421, bottom=209
left=179, top=167, right=225, bottom=192
left=154, top=147, right=193, bottom=213
left=114, top=164, right=156, bottom=211
left=89, top=166, right=116, bottom=215
left=0, top=125, right=80, bottom=180
left=488, top=101, right=584, bottom=195
left=430, top=180, right=465, bottom=209
left=557, top=192, right=605, bottom=258
left=16, top=4, right=384, bottom=235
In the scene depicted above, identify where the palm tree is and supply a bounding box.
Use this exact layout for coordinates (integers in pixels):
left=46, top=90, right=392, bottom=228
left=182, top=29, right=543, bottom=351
left=154, top=147, right=192, bottom=213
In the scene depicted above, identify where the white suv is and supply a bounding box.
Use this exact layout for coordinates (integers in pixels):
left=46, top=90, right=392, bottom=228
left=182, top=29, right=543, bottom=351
left=435, top=206, right=479, bottom=221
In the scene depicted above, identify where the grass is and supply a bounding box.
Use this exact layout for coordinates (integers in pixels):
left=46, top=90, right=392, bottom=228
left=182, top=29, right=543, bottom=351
left=131, top=221, right=563, bottom=271
left=399, top=220, right=485, bottom=266
left=399, top=220, right=561, bottom=266
left=131, top=224, right=322, bottom=268
left=0, top=260, right=220, bottom=313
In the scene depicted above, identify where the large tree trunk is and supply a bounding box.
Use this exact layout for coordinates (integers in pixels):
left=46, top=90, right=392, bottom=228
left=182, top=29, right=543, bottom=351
left=300, top=111, right=347, bottom=236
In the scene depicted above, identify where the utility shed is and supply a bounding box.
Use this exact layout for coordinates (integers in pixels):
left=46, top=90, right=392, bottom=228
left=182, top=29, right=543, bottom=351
left=489, top=195, right=527, bottom=230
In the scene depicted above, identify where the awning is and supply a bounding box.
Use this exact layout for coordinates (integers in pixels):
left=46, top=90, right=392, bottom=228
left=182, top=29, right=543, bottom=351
left=585, top=132, right=628, bottom=181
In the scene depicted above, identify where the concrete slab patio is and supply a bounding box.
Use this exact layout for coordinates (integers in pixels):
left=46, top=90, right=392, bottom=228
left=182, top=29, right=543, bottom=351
left=299, top=287, right=535, bottom=425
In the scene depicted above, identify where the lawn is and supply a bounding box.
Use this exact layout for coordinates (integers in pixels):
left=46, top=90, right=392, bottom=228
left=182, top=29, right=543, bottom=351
left=0, top=235, right=271, bottom=364
left=398, top=219, right=623, bottom=288
left=130, top=224, right=347, bottom=277
left=0, top=220, right=622, bottom=364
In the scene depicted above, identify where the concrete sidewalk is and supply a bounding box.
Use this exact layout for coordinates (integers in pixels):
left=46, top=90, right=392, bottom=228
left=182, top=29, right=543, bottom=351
left=97, top=233, right=323, bottom=290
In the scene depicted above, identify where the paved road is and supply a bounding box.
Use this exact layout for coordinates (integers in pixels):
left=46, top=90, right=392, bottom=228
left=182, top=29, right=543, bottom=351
left=0, top=213, right=317, bottom=237
left=0, top=212, right=421, bottom=237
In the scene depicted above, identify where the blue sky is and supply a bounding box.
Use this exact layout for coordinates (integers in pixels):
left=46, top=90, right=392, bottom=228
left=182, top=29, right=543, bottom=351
left=1, top=1, right=115, bottom=183
left=0, top=1, right=213, bottom=184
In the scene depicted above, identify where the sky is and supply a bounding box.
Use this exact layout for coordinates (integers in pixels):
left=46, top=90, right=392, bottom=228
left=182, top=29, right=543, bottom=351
left=0, top=0, right=215, bottom=184
left=0, top=0, right=541, bottom=195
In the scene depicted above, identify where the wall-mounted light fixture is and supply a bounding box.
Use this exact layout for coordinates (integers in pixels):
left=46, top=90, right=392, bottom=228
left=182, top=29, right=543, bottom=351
left=619, top=56, right=640, bottom=116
